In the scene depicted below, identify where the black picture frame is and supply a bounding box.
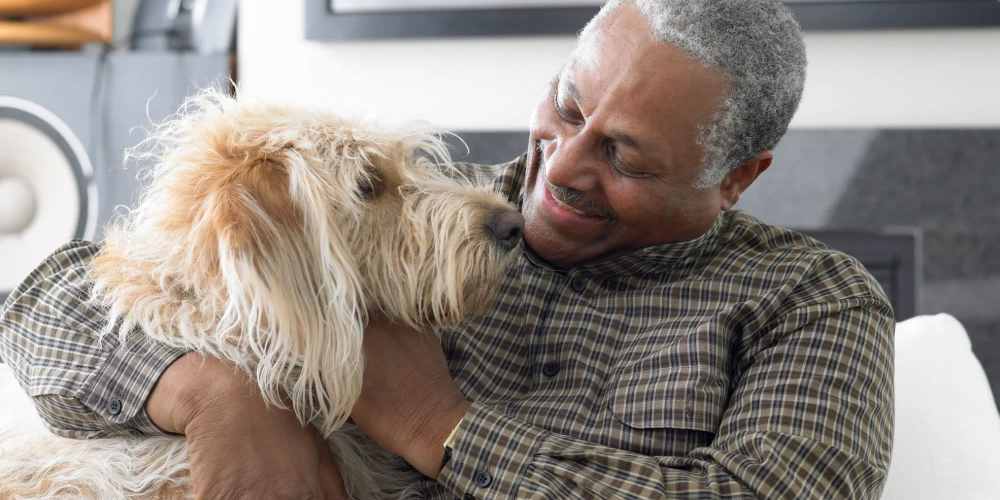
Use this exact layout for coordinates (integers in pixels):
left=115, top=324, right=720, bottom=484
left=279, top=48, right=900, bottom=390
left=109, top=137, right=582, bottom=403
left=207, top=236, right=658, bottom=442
left=305, top=0, right=1000, bottom=40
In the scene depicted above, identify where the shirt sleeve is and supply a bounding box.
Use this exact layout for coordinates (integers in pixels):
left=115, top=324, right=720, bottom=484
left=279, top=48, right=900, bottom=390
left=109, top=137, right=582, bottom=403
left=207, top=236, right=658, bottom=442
left=436, top=296, right=895, bottom=499
left=453, top=154, right=527, bottom=205
left=0, top=241, right=189, bottom=438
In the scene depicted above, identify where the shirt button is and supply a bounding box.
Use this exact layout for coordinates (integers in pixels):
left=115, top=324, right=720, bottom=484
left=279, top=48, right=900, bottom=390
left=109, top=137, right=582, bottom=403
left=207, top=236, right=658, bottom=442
left=473, top=471, right=493, bottom=488
left=541, top=361, right=560, bottom=377
left=108, top=399, right=123, bottom=416
left=570, top=275, right=586, bottom=293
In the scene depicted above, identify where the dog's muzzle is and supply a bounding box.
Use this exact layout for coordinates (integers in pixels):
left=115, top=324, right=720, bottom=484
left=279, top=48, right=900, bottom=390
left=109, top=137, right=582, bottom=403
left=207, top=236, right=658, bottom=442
left=487, top=209, right=524, bottom=249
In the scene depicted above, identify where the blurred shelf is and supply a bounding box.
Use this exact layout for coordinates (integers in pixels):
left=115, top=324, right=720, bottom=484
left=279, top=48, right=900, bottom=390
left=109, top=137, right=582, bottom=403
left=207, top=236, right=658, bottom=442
left=0, top=0, right=105, bottom=17
left=0, top=19, right=103, bottom=48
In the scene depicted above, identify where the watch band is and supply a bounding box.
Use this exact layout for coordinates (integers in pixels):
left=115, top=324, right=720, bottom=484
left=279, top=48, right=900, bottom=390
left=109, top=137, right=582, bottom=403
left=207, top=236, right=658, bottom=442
left=444, top=414, right=465, bottom=449
left=440, top=413, right=466, bottom=467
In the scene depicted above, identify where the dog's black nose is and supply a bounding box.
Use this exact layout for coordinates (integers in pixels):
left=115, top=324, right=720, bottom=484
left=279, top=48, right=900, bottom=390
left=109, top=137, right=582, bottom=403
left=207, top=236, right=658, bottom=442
left=488, top=210, right=524, bottom=244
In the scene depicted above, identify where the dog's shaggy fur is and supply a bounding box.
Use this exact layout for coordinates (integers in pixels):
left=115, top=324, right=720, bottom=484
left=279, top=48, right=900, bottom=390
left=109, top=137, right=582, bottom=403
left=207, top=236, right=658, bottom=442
left=0, top=91, right=522, bottom=499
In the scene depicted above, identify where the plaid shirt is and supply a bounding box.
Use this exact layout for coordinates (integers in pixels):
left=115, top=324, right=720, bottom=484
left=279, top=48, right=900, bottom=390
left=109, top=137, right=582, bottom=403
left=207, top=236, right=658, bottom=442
left=0, top=155, right=894, bottom=499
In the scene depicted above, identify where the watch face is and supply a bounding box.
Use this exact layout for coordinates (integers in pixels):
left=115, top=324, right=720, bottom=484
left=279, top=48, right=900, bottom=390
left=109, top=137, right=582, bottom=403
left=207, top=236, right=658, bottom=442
left=0, top=97, right=96, bottom=298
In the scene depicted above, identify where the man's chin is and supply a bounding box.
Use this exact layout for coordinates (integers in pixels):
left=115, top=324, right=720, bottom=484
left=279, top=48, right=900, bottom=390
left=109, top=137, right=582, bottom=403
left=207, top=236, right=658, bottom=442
left=522, top=191, right=609, bottom=266
left=523, top=221, right=600, bottom=267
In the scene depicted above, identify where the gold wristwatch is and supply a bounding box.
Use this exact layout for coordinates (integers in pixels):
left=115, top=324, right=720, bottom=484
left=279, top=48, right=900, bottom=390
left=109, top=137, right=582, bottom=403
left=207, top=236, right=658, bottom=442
left=441, top=414, right=466, bottom=467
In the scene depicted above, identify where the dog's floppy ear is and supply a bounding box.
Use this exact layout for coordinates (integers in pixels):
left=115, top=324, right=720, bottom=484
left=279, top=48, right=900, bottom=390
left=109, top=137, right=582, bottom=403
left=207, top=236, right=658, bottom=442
left=209, top=133, right=370, bottom=437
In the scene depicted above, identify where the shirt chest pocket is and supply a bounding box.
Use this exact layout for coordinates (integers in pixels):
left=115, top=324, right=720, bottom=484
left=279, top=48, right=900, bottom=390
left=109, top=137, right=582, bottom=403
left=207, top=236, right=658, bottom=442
left=605, top=345, right=730, bottom=444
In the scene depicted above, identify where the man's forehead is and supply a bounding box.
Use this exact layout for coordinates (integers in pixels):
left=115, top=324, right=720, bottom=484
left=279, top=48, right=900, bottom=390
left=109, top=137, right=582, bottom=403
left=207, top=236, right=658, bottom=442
left=573, top=1, right=655, bottom=69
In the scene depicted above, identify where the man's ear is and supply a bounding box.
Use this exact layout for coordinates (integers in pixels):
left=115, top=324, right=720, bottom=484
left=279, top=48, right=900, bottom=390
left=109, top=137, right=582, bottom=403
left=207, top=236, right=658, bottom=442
left=719, top=150, right=773, bottom=210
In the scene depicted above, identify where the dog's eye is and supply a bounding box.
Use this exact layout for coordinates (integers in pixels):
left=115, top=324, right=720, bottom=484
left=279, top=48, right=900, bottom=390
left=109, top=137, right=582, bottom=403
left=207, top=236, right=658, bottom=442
left=358, top=170, right=383, bottom=200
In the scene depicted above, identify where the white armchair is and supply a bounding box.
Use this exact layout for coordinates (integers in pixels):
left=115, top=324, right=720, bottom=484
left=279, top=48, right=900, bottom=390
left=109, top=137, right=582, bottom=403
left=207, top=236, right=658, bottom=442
left=883, top=314, right=1000, bottom=499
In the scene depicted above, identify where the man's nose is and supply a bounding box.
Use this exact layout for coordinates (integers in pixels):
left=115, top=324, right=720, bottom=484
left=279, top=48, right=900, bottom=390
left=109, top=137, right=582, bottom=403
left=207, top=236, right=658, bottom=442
left=543, top=134, right=600, bottom=192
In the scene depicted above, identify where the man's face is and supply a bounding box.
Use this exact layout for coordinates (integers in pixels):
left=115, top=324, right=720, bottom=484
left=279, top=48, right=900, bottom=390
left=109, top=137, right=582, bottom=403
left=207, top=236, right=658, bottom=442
left=522, top=3, right=730, bottom=267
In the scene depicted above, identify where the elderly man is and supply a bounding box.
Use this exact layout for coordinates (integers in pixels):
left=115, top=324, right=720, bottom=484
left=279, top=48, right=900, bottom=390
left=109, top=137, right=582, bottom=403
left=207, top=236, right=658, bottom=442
left=1, top=0, right=894, bottom=498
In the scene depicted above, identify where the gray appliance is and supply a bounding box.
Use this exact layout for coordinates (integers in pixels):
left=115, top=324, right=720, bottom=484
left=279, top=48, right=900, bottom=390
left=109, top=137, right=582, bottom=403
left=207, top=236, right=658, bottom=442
left=0, top=51, right=229, bottom=299
left=132, top=0, right=238, bottom=52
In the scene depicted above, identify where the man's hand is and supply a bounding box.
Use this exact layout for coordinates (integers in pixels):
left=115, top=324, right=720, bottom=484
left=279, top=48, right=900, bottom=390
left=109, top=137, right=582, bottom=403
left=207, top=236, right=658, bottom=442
left=350, top=318, right=471, bottom=478
left=147, top=353, right=348, bottom=499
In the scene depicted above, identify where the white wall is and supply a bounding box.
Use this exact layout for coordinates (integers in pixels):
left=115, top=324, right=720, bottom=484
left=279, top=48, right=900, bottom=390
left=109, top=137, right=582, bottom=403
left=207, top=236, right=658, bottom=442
left=238, top=1, right=1000, bottom=130
left=799, top=29, right=1000, bottom=128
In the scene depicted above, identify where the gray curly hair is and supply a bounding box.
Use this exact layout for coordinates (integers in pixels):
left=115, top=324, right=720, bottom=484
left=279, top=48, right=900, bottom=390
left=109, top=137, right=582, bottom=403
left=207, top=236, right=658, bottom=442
left=580, top=0, right=807, bottom=187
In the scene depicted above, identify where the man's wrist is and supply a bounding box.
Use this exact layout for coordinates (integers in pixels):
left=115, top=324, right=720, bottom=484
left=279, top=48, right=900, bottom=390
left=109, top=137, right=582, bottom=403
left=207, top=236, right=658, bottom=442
left=146, top=352, right=244, bottom=435
left=409, top=399, right=471, bottom=479
left=435, top=403, right=550, bottom=498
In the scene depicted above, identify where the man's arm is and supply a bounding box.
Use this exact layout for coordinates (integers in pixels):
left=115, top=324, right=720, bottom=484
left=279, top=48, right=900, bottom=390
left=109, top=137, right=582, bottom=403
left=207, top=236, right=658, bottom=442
left=0, top=241, right=187, bottom=438
left=1, top=241, right=349, bottom=499
left=356, top=297, right=894, bottom=499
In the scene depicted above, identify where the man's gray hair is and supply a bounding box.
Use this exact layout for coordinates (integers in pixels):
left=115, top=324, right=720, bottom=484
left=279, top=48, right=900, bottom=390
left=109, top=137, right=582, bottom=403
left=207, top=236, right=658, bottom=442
left=580, top=0, right=807, bottom=187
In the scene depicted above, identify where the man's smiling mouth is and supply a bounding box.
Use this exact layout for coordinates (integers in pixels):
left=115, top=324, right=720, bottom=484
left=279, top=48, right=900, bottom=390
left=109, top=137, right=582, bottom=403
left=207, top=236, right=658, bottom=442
left=547, top=184, right=606, bottom=219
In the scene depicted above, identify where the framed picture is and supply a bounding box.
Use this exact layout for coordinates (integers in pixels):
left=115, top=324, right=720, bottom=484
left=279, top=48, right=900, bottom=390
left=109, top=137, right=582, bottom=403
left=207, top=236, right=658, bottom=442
left=305, top=0, right=1000, bottom=40
left=788, top=0, right=1000, bottom=31
left=305, top=0, right=601, bottom=40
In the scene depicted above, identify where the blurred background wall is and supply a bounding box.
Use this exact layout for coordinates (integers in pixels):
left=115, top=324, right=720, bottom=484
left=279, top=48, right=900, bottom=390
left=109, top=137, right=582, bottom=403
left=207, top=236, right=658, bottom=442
left=237, top=1, right=1000, bottom=129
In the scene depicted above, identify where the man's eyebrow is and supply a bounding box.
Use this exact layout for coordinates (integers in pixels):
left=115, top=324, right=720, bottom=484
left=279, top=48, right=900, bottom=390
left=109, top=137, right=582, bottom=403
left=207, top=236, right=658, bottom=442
left=561, top=74, right=581, bottom=104
left=607, top=129, right=640, bottom=151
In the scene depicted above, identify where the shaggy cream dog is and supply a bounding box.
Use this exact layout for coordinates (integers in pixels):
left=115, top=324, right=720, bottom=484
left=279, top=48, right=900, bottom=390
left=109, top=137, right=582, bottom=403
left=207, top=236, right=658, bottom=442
left=0, top=91, right=523, bottom=499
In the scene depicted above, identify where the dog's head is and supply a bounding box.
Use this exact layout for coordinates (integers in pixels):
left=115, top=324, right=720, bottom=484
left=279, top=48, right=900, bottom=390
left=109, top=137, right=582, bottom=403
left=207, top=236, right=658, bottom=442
left=91, top=90, right=521, bottom=432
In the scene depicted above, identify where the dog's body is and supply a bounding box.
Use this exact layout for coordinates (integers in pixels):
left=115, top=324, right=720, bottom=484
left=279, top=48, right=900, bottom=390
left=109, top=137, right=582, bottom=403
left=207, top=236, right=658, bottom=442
left=0, top=91, right=522, bottom=499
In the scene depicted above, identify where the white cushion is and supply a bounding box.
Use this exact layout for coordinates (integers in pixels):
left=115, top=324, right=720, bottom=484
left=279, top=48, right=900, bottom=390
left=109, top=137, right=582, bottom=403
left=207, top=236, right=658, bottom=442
left=0, top=361, right=48, bottom=433
left=882, top=314, right=1000, bottom=500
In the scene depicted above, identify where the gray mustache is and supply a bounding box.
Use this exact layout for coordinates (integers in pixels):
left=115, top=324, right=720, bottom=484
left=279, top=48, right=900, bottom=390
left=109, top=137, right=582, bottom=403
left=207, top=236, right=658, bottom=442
left=546, top=180, right=615, bottom=220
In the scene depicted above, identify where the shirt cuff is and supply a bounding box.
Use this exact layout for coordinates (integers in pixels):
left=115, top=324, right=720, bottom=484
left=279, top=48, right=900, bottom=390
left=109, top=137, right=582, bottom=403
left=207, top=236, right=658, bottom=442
left=80, top=326, right=189, bottom=435
left=437, top=402, right=548, bottom=498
